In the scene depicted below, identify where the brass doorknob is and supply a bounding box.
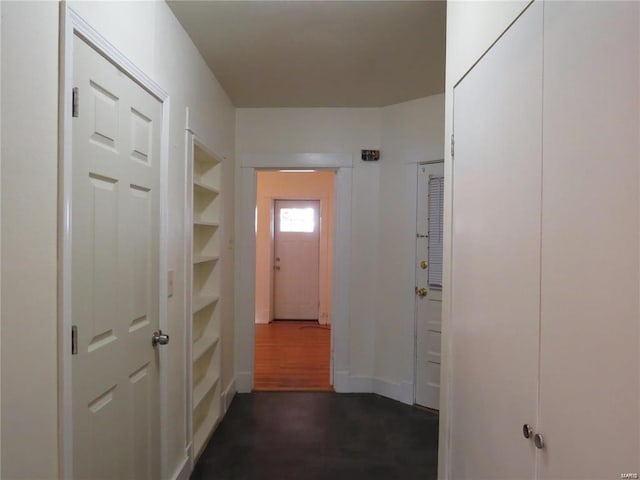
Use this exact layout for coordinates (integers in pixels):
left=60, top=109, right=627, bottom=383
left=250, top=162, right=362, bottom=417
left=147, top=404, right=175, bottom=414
left=416, top=287, right=428, bottom=298
left=420, top=260, right=428, bottom=270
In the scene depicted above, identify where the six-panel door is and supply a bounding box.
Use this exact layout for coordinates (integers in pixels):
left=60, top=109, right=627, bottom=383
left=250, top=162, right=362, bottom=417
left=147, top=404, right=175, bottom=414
left=71, top=34, right=163, bottom=479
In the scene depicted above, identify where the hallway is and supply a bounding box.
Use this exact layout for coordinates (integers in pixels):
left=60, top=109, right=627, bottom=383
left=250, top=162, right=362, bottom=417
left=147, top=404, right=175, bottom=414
left=191, top=392, right=438, bottom=480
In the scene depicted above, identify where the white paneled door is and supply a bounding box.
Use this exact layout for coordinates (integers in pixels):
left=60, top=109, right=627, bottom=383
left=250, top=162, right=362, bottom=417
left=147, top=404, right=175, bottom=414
left=273, top=200, right=320, bottom=320
left=539, top=2, right=640, bottom=477
left=451, top=2, right=543, bottom=478
left=415, top=162, right=444, bottom=410
left=71, top=35, right=163, bottom=479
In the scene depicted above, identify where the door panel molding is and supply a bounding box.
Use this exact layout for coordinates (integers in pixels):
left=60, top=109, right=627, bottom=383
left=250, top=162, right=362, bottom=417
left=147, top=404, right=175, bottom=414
left=59, top=6, right=170, bottom=478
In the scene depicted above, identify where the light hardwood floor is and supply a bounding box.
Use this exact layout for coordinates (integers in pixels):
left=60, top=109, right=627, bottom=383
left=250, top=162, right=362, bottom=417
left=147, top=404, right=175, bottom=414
left=254, top=321, right=332, bottom=391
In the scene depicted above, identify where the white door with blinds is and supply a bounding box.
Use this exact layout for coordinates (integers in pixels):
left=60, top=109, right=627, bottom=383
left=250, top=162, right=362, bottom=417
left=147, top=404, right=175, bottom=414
left=415, top=161, right=444, bottom=409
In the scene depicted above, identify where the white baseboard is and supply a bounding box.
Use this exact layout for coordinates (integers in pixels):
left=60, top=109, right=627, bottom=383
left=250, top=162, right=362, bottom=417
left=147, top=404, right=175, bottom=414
left=400, top=380, right=415, bottom=405
left=372, top=377, right=414, bottom=405
left=346, top=374, right=374, bottom=392
left=235, top=371, right=252, bottom=393
left=333, top=370, right=350, bottom=392
left=334, top=371, right=414, bottom=405
left=169, top=453, right=190, bottom=480
left=221, top=377, right=237, bottom=415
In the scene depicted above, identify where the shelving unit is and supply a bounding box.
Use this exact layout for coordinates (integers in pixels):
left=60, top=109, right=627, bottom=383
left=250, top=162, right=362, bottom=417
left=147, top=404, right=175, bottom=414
left=189, top=140, right=223, bottom=462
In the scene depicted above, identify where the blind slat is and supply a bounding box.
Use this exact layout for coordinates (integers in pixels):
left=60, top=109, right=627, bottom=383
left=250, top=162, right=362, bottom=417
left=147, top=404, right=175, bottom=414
left=428, top=176, right=444, bottom=288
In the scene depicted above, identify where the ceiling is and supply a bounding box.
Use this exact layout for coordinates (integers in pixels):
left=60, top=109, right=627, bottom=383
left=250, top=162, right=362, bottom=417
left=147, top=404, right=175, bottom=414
left=167, top=1, right=446, bottom=108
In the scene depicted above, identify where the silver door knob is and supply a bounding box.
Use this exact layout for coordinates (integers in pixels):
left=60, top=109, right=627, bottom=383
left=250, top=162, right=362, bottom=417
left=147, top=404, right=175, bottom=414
left=152, top=330, right=170, bottom=347
left=534, top=433, right=545, bottom=449
left=522, top=424, right=533, bottom=439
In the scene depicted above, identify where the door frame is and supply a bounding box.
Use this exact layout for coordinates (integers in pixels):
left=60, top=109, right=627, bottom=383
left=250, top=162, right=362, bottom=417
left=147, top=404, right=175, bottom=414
left=58, top=6, right=171, bottom=478
left=413, top=160, right=444, bottom=407
left=236, top=154, right=352, bottom=393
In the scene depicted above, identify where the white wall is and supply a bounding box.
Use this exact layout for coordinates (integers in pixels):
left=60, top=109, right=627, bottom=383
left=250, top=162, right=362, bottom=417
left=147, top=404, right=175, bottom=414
left=237, top=108, right=381, bottom=384
left=1, top=3, right=59, bottom=478
left=375, top=95, right=444, bottom=402
left=440, top=2, right=530, bottom=478
left=236, top=96, right=444, bottom=401
left=1, top=1, right=236, bottom=478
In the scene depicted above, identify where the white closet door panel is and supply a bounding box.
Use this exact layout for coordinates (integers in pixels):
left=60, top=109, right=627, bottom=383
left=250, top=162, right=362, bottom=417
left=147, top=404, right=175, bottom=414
left=72, top=34, right=162, bottom=480
left=451, top=2, right=542, bottom=478
left=540, top=2, right=640, bottom=477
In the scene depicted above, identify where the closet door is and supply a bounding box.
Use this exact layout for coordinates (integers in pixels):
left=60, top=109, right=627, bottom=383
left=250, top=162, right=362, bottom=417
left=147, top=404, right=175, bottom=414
left=539, top=2, right=640, bottom=477
left=450, top=2, right=543, bottom=478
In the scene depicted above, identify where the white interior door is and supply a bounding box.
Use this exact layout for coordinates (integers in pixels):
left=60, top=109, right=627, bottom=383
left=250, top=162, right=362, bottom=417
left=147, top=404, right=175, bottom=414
left=273, top=199, right=320, bottom=320
left=451, top=2, right=542, bottom=478
left=71, top=35, right=163, bottom=480
left=415, top=162, right=444, bottom=409
left=539, top=2, right=640, bottom=477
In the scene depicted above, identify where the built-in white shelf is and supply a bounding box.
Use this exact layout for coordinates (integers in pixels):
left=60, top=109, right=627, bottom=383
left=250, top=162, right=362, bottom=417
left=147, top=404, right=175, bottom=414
left=193, top=373, right=220, bottom=411
left=192, top=294, right=219, bottom=315
left=193, top=255, right=219, bottom=265
left=193, top=219, right=219, bottom=228
left=193, top=335, right=220, bottom=363
left=193, top=410, right=220, bottom=460
left=194, top=180, right=220, bottom=195
left=190, top=137, right=223, bottom=467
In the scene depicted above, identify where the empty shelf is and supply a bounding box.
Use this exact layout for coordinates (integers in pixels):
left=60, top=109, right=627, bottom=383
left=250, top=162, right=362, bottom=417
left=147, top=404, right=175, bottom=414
left=192, top=295, right=219, bottom=314
left=193, top=255, right=219, bottom=265
left=194, top=180, right=220, bottom=195
left=193, top=219, right=219, bottom=228
left=193, top=335, right=220, bottom=362
left=193, top=373, right=220, bottom=411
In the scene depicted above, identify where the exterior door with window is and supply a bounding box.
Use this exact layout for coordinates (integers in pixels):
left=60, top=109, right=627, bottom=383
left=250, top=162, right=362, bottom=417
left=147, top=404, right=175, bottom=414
left=273, top=200, right=320, bottom=320
left=415, top=162, right=444, bottom=409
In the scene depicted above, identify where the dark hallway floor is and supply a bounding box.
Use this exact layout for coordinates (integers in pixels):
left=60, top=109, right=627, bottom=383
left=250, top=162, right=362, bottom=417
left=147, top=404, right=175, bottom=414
left=191, top=392, right=438, bottom=480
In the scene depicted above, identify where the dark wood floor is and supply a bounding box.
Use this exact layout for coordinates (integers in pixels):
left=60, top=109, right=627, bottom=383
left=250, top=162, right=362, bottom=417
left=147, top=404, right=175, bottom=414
left=254, top=321, right=332, bottom=391
left=191, top=392, right=439, bottom=480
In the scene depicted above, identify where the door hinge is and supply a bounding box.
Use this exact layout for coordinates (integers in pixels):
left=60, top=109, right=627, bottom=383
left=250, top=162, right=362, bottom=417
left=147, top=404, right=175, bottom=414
left=71, top=325, right=78, bottom=355
left=72, top=87, right=79, bottom=118
left=450, top=134, right=455, bottom=159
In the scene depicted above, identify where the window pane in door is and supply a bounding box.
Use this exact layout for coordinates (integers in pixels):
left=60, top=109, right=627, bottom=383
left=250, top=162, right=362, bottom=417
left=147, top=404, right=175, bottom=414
left=279, top=208, right=315, bottom=233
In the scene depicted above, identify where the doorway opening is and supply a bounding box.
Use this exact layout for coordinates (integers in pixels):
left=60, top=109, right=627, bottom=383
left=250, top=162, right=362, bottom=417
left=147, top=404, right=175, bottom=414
left=253, top=170, right=335, bottom=391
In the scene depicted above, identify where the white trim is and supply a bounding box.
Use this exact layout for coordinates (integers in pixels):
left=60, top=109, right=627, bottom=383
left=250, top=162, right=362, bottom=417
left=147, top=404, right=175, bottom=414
left=235, top=371, right=253, bottom=394
left=332, top=168, right=352, bottom=385
left=170, top=454, right=191, bottom=480
left=183, top=123, right=194, bottom=469
left=344, top=374, right=373, bottom=393
left=221, top=378, right=237, bottom=415
left=240, top=152, right=353, bottom=169
left=58, top=5, right=170, bottom=479
left=332, top=370, right=351, bottom=392
left=372, top=378, right=413, bottom=405
left=235, top=158, right=352, bottom=393
left=333, top=373, right=412, bottom=404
